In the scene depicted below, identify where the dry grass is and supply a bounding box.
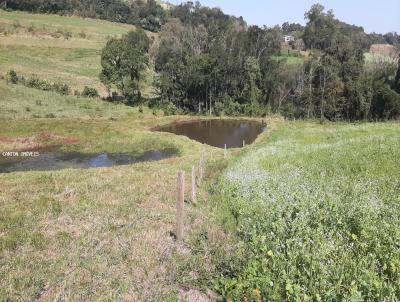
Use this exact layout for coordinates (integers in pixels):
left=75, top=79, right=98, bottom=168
left=0, top=115, right=217, bottom=301
left=0, top=82, right=277, bottom=300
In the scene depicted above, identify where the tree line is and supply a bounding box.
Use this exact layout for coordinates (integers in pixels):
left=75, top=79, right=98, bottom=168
left=0, top=0, right=166, bottom=32
left=1, top=0, right=399, bottom=45
left=100, top=2, right=400, bottom=120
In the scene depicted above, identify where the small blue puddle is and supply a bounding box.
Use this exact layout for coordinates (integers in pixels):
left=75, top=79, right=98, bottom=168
left=0, top=149, right=177, bottom=173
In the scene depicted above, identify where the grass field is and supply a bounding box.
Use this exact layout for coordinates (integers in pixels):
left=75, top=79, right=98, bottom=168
left=0, top=83, right=238, bottom=300
left=0, top=77, right=271, bottom=301
left=0, top=10, right=155, bottom=97
left=201, top=121, right=400, bottom=301
left=1, top=77, right=399, bottom=301
left=0, top=80, right=136, bottom=120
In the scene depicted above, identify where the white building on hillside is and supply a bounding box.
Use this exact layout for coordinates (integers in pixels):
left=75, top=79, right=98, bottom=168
left=283, top=35, right=295, bottom=44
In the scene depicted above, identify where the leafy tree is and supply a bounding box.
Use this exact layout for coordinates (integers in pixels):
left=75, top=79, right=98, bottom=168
left=100, top=29, right=149, bottom=102
left=243, top=57, right=262, bottom=103
left=281, top=22, right=304, bottom=34
left=303, top=4, right=337, bottom=50
left=371, top=83, right=400, bottom=119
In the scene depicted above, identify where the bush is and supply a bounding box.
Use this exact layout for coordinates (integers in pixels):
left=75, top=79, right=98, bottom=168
left=77, top=31, right=86, bottom=39
left=56, top=28, right=72, bottom=40
left=243, top=102, right=264, bottom=117
left=53, top=82, right=70, bottom=95
left=81, top=86, right=99, bottom=98
left=26, top=76, right=52, bottom=91
left=162, top=102, right=179, bottom=116
left=213, top=102, right=225, bottom=116
left=6, top=70, right=19, bottom=84
left=27, top=24, right=35, bottom=33
left=9, top=72, right=71, bottom=96
left=222, top=98, right=242, bottom=116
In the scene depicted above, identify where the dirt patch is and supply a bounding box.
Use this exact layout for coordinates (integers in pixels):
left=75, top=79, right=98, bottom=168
left=0, top=132, right=79, bottom=152
left=178, top=288, right=220, bottom=302
left=370, top=44, right=400, bottom=58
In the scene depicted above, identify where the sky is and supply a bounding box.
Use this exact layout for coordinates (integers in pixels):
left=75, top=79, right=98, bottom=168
left=167, top=0, right=400, bottom=34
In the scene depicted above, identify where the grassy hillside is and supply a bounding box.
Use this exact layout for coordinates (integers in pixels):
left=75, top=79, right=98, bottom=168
left=0, top=10, right=155, bottom=97
left=0, top=80, right=136, bottom=120
left=204, top=121, right=400, bottom=301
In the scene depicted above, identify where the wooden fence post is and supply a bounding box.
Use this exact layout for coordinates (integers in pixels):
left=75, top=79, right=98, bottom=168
left=243, top=140, right=246, bottom=147
left=198, top=149, right=204, bottom=185
left=224, top=144, right=227, bottom=158
left=191, top=166, right=196, bottom=203
left=176, top=171, right=185, bottom=241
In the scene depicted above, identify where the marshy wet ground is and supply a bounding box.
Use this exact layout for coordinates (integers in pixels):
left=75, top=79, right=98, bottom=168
left=155, top=119, right=266, bottom=148
left=0, top=149, right=177, bottom=173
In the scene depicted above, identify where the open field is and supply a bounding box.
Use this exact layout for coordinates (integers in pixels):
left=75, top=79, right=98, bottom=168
left=0, top=79, right=274, bottom=301
left=204, top=121, right=400, bottom=301
left=0, top=103, right=223, bottom=301
left=1, top=76, right=399, bottom=301
left=0, top=10, right=155, bottom=97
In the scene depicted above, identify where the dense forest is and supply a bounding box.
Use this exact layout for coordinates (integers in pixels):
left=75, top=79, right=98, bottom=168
left=99, top=2, right=400, bottom=120
left=2, top=0, right=400, bottom=120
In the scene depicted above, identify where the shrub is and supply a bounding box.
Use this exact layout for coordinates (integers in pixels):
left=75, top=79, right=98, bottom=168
left=53, top=82, right=70, bottom=95
left=12, top=72, right=71, bottom=96
left=243, top=102, right=264, bottom=117
left=81, top=86, right=99, bottom=98
left=77, top=31, right=86, bottom=39
left=63, top=31, right=72, bottom=40
left=6, top=70, right=19, bottom=84
left=27, top=24, right=35, bottom=33
left=224, top=101, right=242, bottom=116
left=162, top=102, right=179, bottom=116
left=26, top=75, right=52, bottom=91
left=213, top=102, right=225, bottom=116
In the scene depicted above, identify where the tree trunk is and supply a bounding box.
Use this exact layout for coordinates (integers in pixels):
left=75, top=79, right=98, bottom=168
left=320, top=69, right=326, bottom=120
left=209, top=87, right=212, bottom=116
left=308, top=65, right=313, bottom=119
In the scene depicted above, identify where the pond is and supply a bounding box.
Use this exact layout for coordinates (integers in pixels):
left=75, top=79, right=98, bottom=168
left=0, top=149, right=177, bottom=173
left=154, top=119, right=266, bottom=148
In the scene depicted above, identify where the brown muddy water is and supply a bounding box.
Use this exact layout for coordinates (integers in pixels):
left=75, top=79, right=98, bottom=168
left=0, top=149, right=177, bottom=173
left=154, top=119, right=266, bottom=148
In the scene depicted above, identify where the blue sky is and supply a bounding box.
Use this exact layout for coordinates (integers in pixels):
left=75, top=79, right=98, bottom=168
left=167, top=0, right=400, bottom=34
